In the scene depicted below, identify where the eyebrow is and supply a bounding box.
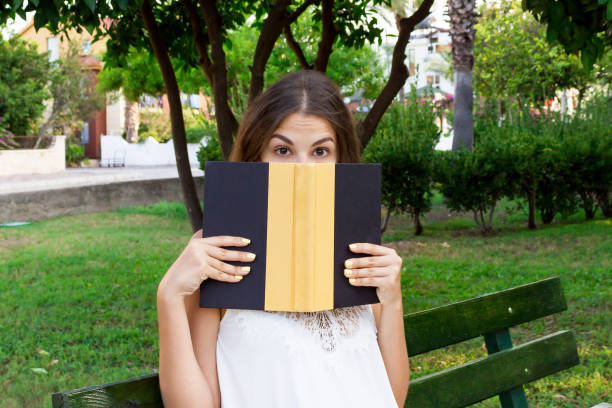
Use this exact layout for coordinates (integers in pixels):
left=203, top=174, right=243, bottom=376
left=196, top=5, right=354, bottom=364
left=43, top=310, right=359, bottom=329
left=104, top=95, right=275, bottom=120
left=271, top=134, right=335, bottom=147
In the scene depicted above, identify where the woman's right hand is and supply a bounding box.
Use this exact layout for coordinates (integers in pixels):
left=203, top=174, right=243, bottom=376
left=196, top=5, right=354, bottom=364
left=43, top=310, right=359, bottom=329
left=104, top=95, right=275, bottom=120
left=157, top=229, right=255, bottom=302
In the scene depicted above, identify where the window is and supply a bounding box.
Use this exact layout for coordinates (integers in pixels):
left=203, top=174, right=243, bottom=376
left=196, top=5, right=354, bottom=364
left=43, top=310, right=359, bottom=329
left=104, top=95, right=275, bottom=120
left=434, top=75, right=440, bottom=85
left=47, top=37, right=59, bottom=62
left=426, top=75, right=434, bottom=85
left=81, top=39, right=92, bottom=54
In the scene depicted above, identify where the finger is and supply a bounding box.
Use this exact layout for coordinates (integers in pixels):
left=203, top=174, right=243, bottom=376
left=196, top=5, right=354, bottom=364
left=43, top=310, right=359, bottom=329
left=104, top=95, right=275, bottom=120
left=348, top=242, right=393, bottom=256
left=207, top=246, right=256, bottom=263
left=207, top=265, right=245, bottom=283
left=200, top=235, right=252, bottom=247
left=343, top=267, right=390, bottom=279
left=347, top=276, right=387, bottom=287
left=208, top=256, right=252, bottom=276
left=343, top=255, right=391, bottom=269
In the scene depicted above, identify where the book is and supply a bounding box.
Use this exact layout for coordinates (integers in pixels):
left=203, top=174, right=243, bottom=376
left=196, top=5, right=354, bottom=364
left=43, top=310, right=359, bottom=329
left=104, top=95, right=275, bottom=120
left=199, top=161, right=381, bottom=312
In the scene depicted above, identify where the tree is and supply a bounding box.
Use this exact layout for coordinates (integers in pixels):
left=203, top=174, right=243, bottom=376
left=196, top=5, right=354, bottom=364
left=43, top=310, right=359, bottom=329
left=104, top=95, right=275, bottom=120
left=448, top=0, right=477, bottom=151
left=0, top=37, right=49, bottom=136
left=37, top=40, right=105, bottom=142
left=473, top=1, right=588, bottom=117
left=3, top=0, right=435, bottom=232
left=522, top=0, right=612, bottom=70
left=97, top=47, right=165, bottom=142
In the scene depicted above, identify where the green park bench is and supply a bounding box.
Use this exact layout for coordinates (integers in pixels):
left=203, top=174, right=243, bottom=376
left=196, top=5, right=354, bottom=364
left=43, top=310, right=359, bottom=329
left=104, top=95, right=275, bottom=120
left=52, top=276, right=583, bottom=408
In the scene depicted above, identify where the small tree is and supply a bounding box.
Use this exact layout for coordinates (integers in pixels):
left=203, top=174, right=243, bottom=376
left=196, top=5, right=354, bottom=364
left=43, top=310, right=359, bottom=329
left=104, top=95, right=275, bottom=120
left=0, top=37, right=49, bottom=137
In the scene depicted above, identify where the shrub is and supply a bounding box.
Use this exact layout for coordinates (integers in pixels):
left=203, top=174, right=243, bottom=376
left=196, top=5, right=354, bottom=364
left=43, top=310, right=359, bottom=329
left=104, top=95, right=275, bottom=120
left=433, top=131, right=513, bottom=233
left=65, top=141, right=84, bottom=167
left=362, top=91, right=440, bottom=235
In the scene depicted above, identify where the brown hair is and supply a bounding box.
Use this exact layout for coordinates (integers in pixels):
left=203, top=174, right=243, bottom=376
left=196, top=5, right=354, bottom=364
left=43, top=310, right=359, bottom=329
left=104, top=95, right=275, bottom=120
left=229, top=70, right=361, bottom=163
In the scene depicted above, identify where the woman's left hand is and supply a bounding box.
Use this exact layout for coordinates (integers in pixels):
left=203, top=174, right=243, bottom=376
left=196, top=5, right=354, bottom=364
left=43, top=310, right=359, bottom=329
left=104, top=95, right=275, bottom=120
left=344, top=243, right=403, bottom=306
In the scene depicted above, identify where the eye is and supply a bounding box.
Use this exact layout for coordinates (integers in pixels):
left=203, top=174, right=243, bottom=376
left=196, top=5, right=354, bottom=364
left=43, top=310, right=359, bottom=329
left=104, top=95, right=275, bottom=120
left=274, top=146, right=291, bottom=156
left=313, top=147, right=329, bottom=157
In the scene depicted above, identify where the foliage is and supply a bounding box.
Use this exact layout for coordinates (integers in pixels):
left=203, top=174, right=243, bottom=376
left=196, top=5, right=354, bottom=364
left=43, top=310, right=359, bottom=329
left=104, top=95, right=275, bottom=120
left=65, top=141, right=85, bottom=167
left=559, top=95, right=612, bottom=219
left=186, top=114, right=217, bottom=145
left=0, top=37, right=49, bottom=136
left=474, top=1, right=587, bottom=106
left=138, top=109, right=172, bottom=143
left=362, top=90, right=440, bottom=235
left=97, top=47, right=165, bottom=102
left=433, top=131, right=513, bottom=233
left=196, top=124, right=224, bottom=170
left=522, top=0, right=611, bottom=70
left=0, top=116, right=19, bottom=149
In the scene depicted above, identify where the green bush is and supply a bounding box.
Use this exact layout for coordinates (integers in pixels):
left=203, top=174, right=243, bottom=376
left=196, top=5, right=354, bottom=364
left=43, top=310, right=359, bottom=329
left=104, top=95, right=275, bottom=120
left=362, top=91, right=440, bottom=235
left=65, top=141, right=84, bottom=167
left=195, top=116, right=223, bottom=169
left=433, top=130, right=513, bottom=233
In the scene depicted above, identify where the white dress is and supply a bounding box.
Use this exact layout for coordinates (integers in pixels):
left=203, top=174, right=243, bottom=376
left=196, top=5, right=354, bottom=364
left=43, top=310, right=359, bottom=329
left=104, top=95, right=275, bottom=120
left=216, top=304, right=398, bottom=408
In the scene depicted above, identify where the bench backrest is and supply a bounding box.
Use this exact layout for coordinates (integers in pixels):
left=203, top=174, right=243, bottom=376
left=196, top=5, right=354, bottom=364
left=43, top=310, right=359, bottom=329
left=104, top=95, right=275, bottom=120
left=404, top=276, right=579, bottom=407
left=51, top=277, right=579, bottom=408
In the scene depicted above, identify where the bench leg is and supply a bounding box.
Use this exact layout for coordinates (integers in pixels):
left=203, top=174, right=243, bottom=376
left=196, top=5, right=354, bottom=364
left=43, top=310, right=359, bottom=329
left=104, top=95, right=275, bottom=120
left=484, top=329, right=529, bottom=408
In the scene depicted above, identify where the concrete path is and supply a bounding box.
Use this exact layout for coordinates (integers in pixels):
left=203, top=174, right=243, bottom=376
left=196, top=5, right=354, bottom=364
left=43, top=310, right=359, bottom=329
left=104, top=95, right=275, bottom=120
left=0, top=165, right=204, bottom=195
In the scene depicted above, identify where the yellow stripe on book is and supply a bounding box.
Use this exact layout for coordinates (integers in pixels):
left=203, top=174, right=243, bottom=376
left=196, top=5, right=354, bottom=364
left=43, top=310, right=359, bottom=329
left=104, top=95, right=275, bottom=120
left=265, top=163, right=335, bottom=312
left=265, top=163, right=295, bottom=311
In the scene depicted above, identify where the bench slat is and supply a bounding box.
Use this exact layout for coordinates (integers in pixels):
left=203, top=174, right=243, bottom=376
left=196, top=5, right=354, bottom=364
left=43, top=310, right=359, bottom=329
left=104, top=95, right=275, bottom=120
left=51, top=372, right=161, bottom=408
left=404, top=330, right=580, bottom=408
left=405, top=277, right=567, bottom=356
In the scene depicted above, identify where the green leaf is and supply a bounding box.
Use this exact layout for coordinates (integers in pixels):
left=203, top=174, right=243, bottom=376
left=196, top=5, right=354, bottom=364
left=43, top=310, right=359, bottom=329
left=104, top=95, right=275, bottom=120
left=31, top=367, right=48, bottom=374
left=116, top=0, right=128, bottom=10
left=607, top=0, right=612, bottom=20
left=33, top=11, right=48, bottom=31
left=84, top=0, right=96, bottom=13
left=13, top=0, right=23, bottom=9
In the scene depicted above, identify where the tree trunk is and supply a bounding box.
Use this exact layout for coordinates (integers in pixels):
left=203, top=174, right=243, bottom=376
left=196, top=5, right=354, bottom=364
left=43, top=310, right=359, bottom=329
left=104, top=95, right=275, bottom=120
left=141, top=0, right=203, bottom=232
left=448, top=0, right=475, bottom=151
left=527, top=188, right=537, bottom=230
left=413, top=210, right=423, bottom=236
left=381, top=205, right=393, bottom=234
left=125, top=100, right=139, bottom=143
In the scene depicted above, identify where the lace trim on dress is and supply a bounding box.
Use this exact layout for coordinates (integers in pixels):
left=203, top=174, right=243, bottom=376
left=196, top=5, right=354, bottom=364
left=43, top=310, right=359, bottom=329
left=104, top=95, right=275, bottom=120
left=224, top=304, right=379, bottom=358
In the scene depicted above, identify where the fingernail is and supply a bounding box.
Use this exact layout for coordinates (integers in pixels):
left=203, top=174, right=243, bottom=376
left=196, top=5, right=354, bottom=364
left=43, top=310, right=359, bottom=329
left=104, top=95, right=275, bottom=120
left=349, top=278, right=356, bottom=284
left=247, top=253, right=256, bottom=260
left=242, top=238, right=251, bottom=244
left=344, top=269, right=352, bottom=276
left=345, top=260, right=353, bottom=268
left=241, top=266, right=251, bottom=273
left=235, top=275, right=243, bottom=281
left=349, top=244, right=357, bottom=250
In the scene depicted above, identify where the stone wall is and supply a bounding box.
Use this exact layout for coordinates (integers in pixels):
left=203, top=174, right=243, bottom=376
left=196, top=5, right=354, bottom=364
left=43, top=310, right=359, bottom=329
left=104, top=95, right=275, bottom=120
left=0, top=176, right=204, bottom=223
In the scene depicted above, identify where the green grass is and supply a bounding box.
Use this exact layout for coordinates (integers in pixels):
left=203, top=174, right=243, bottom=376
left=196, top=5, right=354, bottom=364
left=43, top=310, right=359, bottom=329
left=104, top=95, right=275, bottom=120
left=0, top=200, right=610, bottom=407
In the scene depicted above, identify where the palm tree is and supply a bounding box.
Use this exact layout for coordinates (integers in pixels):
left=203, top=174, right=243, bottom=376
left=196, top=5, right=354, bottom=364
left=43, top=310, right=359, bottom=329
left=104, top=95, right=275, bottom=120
left=448, top=0, right=476, bottom=151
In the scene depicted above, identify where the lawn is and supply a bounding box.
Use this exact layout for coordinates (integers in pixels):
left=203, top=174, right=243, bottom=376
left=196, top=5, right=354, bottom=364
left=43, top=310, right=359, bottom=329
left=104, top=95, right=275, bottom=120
left=0, top=199, right=610, bottom=407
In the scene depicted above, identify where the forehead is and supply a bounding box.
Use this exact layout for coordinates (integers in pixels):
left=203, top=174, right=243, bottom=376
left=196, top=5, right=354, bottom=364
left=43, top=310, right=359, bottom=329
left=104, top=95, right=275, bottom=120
left=274, top=113, right=336, bottom=142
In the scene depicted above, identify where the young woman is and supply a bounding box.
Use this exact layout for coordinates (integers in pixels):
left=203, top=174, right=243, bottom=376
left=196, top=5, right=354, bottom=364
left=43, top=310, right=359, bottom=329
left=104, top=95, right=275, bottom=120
left=156, top=70, right=409, bottom=408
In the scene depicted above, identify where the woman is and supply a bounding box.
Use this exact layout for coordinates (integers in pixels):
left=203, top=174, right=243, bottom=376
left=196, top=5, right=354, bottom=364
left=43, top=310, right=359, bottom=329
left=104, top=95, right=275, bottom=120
left=156, top=70, right=409, bottom=407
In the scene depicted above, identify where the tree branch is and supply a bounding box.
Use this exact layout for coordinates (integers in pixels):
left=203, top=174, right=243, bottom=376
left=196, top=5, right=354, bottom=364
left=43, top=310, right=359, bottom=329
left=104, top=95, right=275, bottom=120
left=198, top=0, right=239, bottom=158
left=287, top=0, right=319, bottom=24
left=247, top=0, right=292, bottom=104
left=182, top=0, right=213, bottom=87
left=284, top=23, right=312, bottom=69
left=356, top=0, right=434, bottom=150
left=313, top=0, right=336, bottom=72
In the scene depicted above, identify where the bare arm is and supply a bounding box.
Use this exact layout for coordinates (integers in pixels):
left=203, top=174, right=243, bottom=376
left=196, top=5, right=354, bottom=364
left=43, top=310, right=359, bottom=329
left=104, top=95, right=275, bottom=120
left=157, top=290, right=216, bottom=408
left=372, top=301, right=410, bottom=407
left=345, top=242, right=409, bottom=407
left=156, top=231, right=254, bottom=408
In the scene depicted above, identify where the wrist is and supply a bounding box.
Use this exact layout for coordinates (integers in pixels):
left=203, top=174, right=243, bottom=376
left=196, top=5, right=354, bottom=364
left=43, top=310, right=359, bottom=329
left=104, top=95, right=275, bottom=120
left=157, top=282, right=186, bottom=310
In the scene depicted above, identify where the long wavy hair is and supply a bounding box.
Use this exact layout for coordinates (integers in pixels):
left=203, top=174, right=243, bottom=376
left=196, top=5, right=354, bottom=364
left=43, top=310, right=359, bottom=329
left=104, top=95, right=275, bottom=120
left=229, top=70, right=361, bottom=163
